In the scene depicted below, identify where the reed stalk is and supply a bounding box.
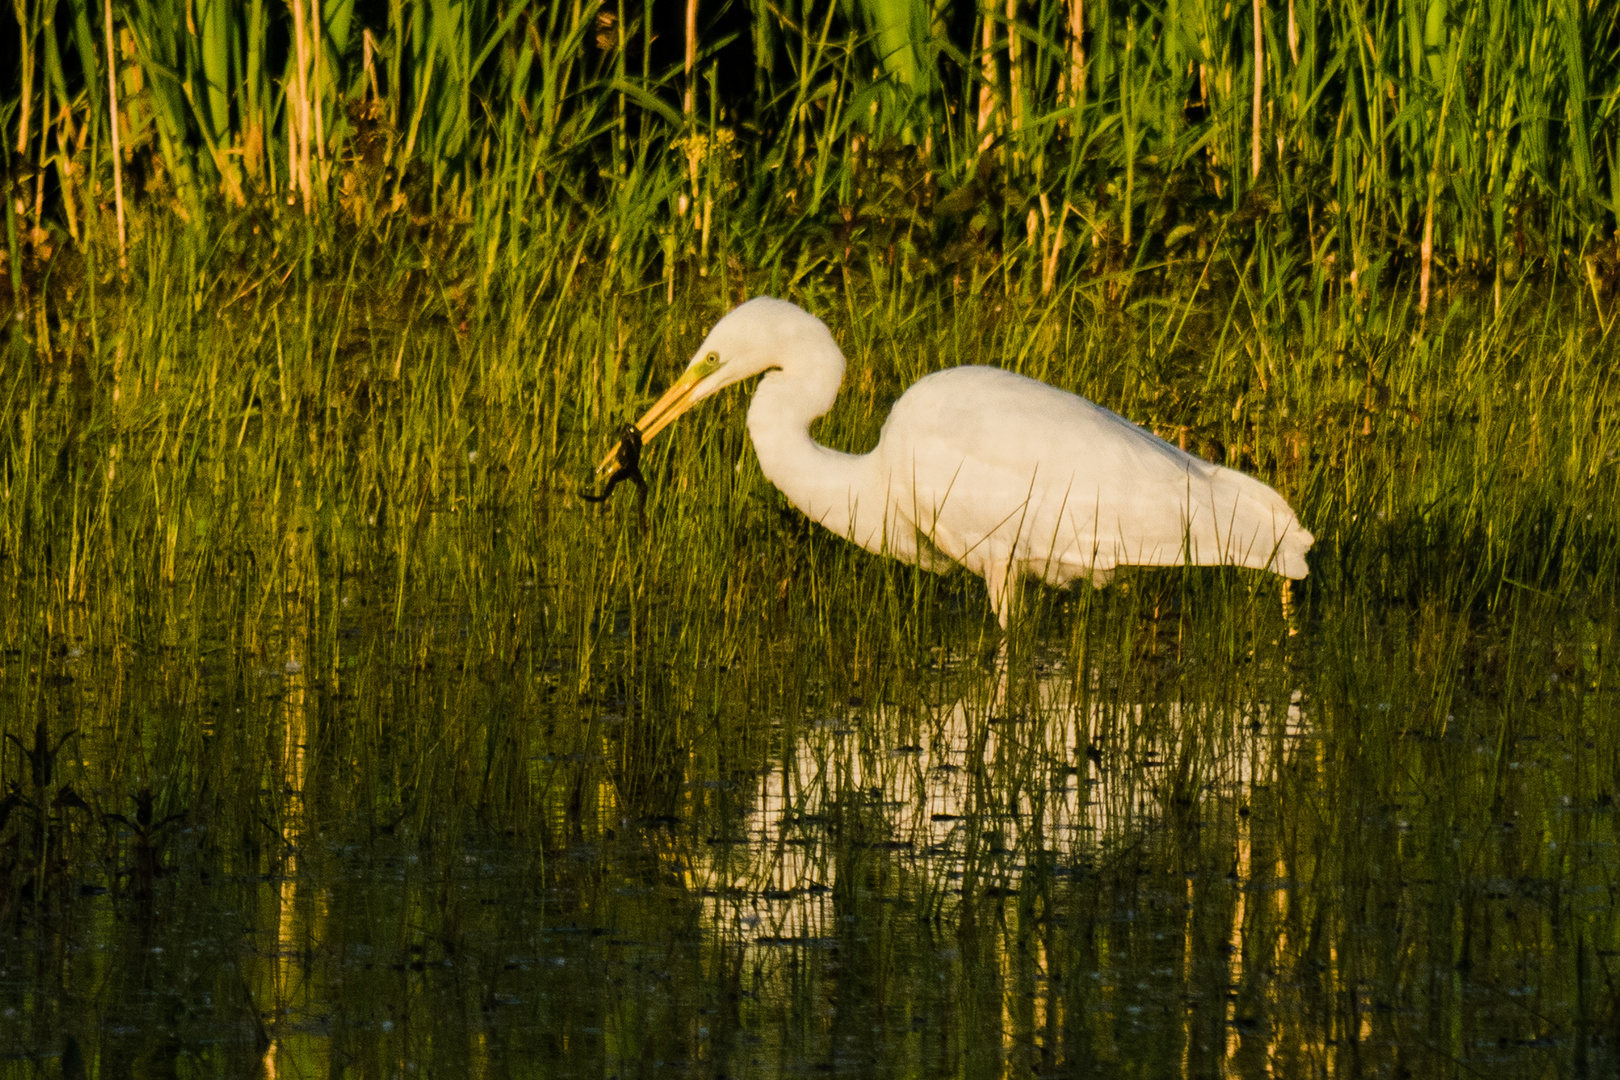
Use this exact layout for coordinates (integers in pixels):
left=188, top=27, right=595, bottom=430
left=103, top=0, right=125, bottom=265
left=0, top=0, right=1613, bottom=317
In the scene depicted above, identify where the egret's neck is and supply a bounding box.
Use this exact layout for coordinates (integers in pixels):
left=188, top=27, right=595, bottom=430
left=746, top=344, right=872, bottom=542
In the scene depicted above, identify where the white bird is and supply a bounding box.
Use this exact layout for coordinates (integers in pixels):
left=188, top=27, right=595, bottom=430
left=599, top=297, right=1312, bottom=629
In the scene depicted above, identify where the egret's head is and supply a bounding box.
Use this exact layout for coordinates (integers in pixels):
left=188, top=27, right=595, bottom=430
left=596, top=297, right=830, bottom=473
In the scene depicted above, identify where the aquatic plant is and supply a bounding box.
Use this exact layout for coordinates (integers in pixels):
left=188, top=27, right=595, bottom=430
left=3, top=0, right=1618, bottom=309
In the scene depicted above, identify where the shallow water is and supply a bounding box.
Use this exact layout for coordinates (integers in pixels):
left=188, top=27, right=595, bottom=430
left=2, top=548, right=1615, bottom=1078
left=4, top=278, right=1619, bottom=1076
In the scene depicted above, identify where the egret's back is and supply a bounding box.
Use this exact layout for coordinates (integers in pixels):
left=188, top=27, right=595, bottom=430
left=874, top=366, right=1312, bottom=590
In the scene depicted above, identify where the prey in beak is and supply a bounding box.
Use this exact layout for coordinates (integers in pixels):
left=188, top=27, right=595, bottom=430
left=593, top=354, right=720, bottom=475
left=586, top=353, right=722, bottom=527
left=582, top=424, right=648, bottom=528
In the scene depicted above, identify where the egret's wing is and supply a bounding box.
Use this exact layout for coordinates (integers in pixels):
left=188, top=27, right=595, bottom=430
left=876, top=367, right=1309, bottom=580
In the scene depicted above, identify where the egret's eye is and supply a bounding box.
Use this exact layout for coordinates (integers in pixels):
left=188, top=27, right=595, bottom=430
left=694, top=351, right=721, bottom=378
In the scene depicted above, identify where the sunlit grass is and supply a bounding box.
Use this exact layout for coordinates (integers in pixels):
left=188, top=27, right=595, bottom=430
left=2, top=223, right=1616, bottom=832
left=2, top=211, right=1620, bottom=1071
left=6, top=0, right=1620, bottom=322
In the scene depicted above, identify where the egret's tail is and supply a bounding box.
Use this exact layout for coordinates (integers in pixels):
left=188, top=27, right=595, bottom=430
left=1205, top=466, right=1313, bottom=579
left=1266, top=516, right=1314, bottom=579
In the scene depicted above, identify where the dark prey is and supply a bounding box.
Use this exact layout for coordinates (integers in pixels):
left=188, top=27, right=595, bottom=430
left=582, top=424, right=648, bottom=527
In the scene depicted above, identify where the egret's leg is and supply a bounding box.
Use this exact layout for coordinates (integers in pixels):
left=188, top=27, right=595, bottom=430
left=984, top=561, right=1017, bottom=716
left=986, top=561, right=1018, bottom=633
left=989, top=660, right=1010, bottom=718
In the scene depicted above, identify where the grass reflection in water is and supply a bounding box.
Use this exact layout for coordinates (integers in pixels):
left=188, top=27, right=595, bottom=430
left=0, top=575, right=1611, bottom=1077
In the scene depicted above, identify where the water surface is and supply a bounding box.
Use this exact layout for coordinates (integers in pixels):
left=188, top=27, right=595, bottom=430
left=2, top=547, right=1613, bottom=1078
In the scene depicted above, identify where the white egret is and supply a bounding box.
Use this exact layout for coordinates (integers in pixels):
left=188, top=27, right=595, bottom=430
left=598, top=297, right=1312, bottom=628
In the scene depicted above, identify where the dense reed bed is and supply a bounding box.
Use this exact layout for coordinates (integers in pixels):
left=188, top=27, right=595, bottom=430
left=4, top=0, right=1620, bottom=313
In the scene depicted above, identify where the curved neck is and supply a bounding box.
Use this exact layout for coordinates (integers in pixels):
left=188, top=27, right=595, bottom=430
left=746, top=345, right=872, bottom=542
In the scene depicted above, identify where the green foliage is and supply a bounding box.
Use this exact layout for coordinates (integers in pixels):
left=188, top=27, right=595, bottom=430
left=2, top=0, right=1619, bottom=296
left=2, top=236, right=1619, bottom=1070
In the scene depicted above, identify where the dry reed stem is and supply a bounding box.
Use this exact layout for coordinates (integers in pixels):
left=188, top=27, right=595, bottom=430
left=977, top=0, right=996, bottom=151
left=684, top=0, right=698, bottom=118
left=104, top=0, right=125, bottom=266
left=1251, top=0, right=1262, bottom=181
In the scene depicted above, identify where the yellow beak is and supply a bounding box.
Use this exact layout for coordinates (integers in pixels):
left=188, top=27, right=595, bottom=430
left=595, top=359, right=717, bottom=474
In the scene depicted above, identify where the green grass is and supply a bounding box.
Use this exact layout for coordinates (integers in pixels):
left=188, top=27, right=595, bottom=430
left=2, top=209, right=1620, bottom=1069
left=4, top=0, right=1620, bottom=314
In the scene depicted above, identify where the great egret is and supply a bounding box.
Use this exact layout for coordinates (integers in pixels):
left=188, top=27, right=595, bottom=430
left=598, top=298, right=1312, bottom=628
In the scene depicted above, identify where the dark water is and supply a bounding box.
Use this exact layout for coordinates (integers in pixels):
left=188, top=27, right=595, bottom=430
left=2, top=553, right=1615, bottom=1079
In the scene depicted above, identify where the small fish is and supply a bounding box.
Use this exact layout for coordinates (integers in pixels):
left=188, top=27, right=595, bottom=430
left=583, top=424, right=648, bottom=527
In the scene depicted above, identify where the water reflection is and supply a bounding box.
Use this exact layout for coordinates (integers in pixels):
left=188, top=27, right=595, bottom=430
left=2, top=589, right=1616, bottom=1078
left=689, top=669, right=1319, bottom=1069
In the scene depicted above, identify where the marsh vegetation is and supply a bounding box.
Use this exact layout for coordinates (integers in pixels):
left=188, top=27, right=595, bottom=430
left=5, top=0, right=1620, bottom=1074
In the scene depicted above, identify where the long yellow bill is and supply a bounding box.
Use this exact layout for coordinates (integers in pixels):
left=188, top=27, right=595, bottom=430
left=595, top=355, right=719, bottom=474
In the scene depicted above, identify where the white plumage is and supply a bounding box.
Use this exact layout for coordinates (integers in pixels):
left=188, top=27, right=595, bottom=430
left=602, top=297, right=1313, bottom=628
